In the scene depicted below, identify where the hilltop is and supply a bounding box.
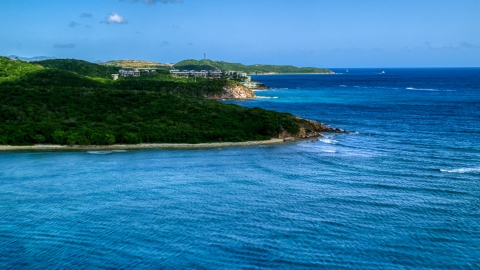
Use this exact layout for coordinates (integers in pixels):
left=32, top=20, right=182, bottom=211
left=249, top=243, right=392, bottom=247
left=0, top=57, right=338, bottom=146
left=174, top=59, right=333, bottom=74
left=102, top=60, right=172, bottom=70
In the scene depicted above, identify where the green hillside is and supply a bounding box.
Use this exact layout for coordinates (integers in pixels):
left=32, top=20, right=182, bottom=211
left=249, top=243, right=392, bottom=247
left=0, top=58, right=43, bottom=81
left=174, top=59, right=333, bottom=74
left=35, top=59, right=120, bottom=79
left=0, top=57, right=306, bottom=146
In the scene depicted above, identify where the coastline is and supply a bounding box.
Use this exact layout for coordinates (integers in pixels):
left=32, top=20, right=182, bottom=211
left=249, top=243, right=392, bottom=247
left=0, top=138, right=285, bottom=152
left=249, top=72, right=335, bottom=75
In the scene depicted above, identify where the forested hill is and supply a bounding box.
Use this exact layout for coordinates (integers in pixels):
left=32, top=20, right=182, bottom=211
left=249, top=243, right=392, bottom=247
left=174, top=59, right=333, bottom=74
left=0, top=56, right=324, bottom=146
left=35, top=59, right=120, bottom=79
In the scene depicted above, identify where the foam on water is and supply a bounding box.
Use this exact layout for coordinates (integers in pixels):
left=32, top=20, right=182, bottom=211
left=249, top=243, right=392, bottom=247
left=318, top=138, right=338, bottom=144
left=87, top=150, right=127, bottom=154
left=406, top=87, right=457, bottom=92
left=440, top=167, right=480, bottom=174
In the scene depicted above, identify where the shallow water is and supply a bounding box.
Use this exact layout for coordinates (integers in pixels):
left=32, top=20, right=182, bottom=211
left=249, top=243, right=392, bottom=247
left=1, top=68, right=480, bottom=268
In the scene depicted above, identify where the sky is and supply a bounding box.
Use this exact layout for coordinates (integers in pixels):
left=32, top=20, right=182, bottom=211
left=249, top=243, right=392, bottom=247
left=1, top=0, right=480, bottom=68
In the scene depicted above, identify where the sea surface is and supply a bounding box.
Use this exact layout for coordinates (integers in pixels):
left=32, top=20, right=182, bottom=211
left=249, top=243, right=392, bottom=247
left=1, top=68, right=480, bottom=269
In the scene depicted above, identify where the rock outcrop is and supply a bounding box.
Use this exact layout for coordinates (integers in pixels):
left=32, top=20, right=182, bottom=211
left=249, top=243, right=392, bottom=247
left=206, top=84, right=256, bottom=100
left=279, top=117, right=347, bottom=141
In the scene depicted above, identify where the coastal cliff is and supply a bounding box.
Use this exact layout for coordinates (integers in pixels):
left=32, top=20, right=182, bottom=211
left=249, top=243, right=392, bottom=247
left=206, top=84, right=256, bottom=100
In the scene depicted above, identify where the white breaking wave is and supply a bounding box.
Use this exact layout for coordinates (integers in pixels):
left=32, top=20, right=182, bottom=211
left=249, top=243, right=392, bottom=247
left=87, top=150, right=127, bottom=154
left=87, top=151, right=114, bottom=154
left=256, top=96, right=278, bottom=99
left=440, top=168, right=480, bottom=174
left=319, top=138, right=338, bottom=144
left=407, top=87, right=438, bottom=91
left=406, top=87, right=457, bottom=92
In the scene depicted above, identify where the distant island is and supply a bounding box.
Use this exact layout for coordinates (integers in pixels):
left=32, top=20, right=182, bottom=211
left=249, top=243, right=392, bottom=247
left=0, top=57, right=341, bottom=148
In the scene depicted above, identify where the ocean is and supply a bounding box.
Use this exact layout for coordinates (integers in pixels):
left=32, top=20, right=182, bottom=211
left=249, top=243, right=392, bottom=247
left=1, top=68, right=479, bottom=268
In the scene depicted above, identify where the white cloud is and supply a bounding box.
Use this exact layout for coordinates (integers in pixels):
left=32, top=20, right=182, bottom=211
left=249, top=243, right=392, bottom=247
left=105, top=12, right=127, bottom=24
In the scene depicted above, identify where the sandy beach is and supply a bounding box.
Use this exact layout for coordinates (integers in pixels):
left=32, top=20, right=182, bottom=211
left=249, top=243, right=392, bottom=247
left=0, top=138, right=285, bottom=151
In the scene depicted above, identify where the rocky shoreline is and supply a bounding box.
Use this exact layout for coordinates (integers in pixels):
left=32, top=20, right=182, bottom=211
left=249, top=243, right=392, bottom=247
left=278, top=117, right=347, bottom=141
left=206, top=84, right=256, bottom=100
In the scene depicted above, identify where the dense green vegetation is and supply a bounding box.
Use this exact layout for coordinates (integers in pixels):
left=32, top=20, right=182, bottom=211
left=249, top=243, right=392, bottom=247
left=0, top=57, right=301, bottom=145
left=35, top=59, right=120, bottom=79
left=174, top=59, right=333, bottom=74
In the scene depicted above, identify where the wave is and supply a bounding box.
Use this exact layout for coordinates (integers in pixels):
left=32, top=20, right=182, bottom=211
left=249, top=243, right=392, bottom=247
left=256, top=96, right=278, bottom=99
left=319, top=138, right=338, bottom=144
left=87, top=150, right=127, bottom=155
left=374, top=87, right=399, bottom=90
left=440, top=168, right=480, bottom=174
left=87, top=151, right=114, bottom=155
left=406, top=87, right=457, bottom=92
left=339, top=85, right=347, bottom=87
left=296, top=142, right=337, bottom=153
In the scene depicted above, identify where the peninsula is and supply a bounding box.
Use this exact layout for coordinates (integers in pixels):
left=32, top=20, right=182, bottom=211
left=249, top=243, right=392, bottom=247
left=0, top=57, right=341, bottom=148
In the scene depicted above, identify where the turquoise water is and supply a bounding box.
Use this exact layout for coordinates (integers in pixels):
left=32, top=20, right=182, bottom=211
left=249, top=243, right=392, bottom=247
left=1, top=69, right=480, bottom=268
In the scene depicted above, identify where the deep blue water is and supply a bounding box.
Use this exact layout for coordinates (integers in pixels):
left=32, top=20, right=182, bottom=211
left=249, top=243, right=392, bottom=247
left=1, top=69, right=480, bottom=269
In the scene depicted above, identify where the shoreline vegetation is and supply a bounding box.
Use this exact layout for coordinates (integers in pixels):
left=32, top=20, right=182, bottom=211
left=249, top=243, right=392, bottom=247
left=1, top=56, right=341, bottom=148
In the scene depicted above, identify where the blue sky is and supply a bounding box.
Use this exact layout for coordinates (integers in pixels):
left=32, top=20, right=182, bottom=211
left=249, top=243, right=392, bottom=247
left=1, top=0, right=479, bottom=67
